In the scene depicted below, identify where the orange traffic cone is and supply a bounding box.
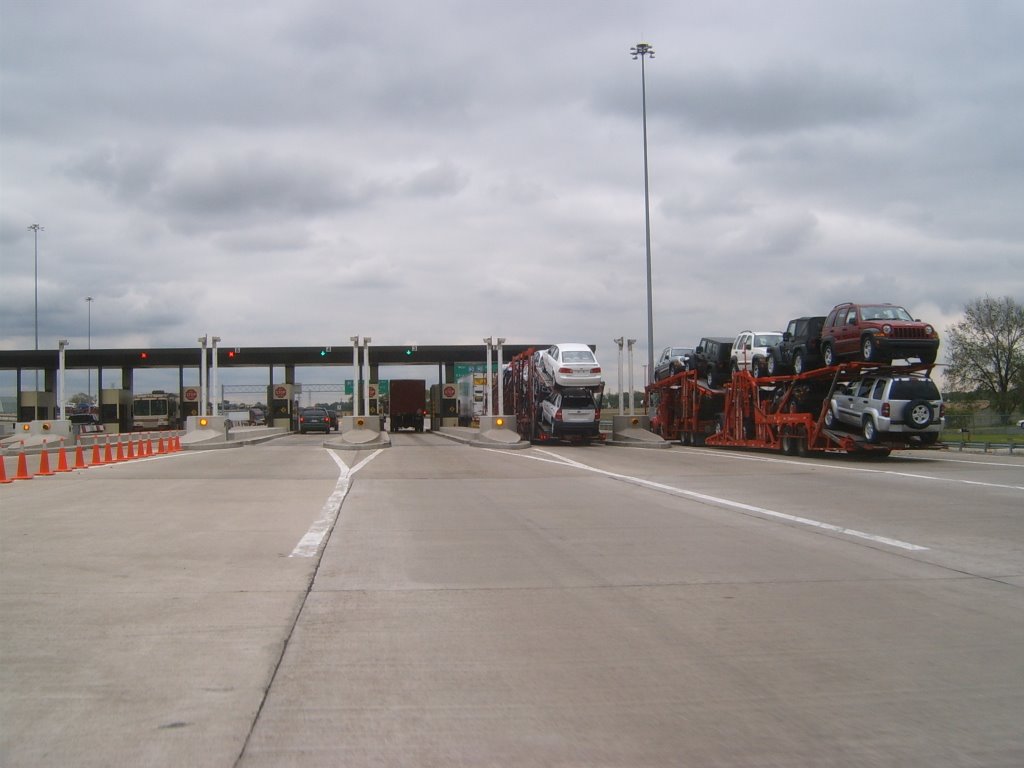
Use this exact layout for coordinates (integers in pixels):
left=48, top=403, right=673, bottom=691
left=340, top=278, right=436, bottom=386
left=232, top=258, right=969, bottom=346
left=157, top=436, right=166, bottom=454
left=14, top=451, right=32, bottom=480
left=146, top=438, right=155, bottom=456
left=13, top=450, right=32, bottom=481
left=75, top=445, right=89, bottom=469
left=103, top=439, right=114, bottom=464
left=127, top=440, right=137, bottom=459
left=115, top=440, right=126, bottom=462
left=37, top=446, right=55, bottom=476
left=56, top=442, right=72, bottom=473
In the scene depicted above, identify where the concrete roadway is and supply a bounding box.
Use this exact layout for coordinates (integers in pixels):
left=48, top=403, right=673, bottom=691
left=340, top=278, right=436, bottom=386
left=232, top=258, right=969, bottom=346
left=1, top=433, right=1022, bottom=767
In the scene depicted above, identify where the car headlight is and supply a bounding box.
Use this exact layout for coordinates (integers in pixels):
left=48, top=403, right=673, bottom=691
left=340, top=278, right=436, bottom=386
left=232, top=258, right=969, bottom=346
left=882, top=324, right=892, bottom=335
left=925, top=325, right=934, bottom=335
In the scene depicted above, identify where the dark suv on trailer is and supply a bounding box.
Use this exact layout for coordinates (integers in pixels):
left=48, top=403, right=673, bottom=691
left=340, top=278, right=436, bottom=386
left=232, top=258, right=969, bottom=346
left=766, top=316, right=826, bottom=376
left=688, top=337, right=734, bottom=389
left=820, top=302, right=940, bottom=366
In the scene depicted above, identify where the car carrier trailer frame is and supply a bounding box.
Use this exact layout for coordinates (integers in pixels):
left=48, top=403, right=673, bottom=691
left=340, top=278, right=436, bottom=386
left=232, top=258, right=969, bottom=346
left=647, top=361, right=939, bottom=457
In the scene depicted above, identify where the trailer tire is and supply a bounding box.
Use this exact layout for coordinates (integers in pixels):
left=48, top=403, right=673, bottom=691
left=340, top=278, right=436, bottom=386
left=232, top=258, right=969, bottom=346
left=793, top=350, right=806, bottom=375
left=781, top=433, right=795, bottom=455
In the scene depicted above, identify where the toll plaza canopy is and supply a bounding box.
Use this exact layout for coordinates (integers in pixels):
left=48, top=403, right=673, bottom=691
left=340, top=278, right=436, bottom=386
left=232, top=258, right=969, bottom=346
left=0, top=344, right=553, bottom=372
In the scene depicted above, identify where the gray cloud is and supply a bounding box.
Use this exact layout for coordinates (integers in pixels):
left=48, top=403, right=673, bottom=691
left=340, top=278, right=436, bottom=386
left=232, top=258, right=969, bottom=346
left=2, top=0, right=1022, bottom=387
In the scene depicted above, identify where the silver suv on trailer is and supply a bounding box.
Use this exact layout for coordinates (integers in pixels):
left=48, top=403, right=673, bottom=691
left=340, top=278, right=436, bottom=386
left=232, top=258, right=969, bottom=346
left=824, top=374, right=944, bottom=445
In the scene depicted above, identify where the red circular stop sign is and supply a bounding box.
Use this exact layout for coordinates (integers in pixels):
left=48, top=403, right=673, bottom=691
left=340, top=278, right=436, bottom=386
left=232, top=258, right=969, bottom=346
left=274, top=386, right=287, bottom=399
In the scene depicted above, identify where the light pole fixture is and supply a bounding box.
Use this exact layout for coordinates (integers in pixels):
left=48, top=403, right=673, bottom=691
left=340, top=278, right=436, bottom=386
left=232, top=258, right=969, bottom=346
left=630, top=42, right=655, bottom=384
left=86, top=296, right=94, bottom=402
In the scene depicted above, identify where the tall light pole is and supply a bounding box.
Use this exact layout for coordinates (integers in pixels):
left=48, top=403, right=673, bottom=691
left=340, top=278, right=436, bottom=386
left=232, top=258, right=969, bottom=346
left=28, top=224, right=43, bottom=351
left=86, top=296, right=94, bottom=403
left=630, top=42, right=655, bottom=384
left=28, top=224, right=43, bottom=392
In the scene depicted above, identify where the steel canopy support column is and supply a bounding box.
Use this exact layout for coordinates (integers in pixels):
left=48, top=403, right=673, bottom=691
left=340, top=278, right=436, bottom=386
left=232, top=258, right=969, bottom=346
left=627, top=338, right=637, bottom=415
left=614, top=337, right=625, bottom=415
left=211, top=336, right=221, bottom=416
left=483, top=337, right=494, bottom=416
left=198, top=334, right=208, bottom=417
left=496, top=337, right=506, bottom=416
left=350, top=337, right=361, bottom=417
left=362, top=338, right=372, bottom=419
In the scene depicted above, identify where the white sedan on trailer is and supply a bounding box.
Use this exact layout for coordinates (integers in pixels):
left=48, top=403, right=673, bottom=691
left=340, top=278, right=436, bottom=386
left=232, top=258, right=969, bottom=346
left=538, top=343, right=603, bottom=387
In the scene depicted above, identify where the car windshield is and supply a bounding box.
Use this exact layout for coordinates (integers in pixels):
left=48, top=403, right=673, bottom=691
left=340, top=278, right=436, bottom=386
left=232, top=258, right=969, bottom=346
left=890, top=379, right=941, bottom=399
left=671, top=348, right=693, bottom=357
left=861, top=305, right=915, bottom=322
left=754, top=334, right=782, bottom=347
left=562, top=350, right=596, bottom=364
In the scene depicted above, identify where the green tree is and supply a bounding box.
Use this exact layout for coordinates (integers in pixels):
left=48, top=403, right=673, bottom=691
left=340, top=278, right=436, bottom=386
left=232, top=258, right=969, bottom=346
left=944, top=296, right=1024, bottom=423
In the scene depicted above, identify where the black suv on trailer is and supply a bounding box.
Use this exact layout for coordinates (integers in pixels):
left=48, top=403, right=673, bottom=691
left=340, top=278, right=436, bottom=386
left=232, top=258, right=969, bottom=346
left=688, top=337, right=734, bottom=389
left=766, top=316, right=826, bottom=376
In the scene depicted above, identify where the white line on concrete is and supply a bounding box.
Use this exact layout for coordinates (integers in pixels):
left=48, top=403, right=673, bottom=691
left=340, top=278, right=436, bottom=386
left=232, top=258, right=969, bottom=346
left=498, top=448, right=929, bottom=552
left=289, top=449, right=382, bottom=558
left=681, top=448, right=1024, bottom=491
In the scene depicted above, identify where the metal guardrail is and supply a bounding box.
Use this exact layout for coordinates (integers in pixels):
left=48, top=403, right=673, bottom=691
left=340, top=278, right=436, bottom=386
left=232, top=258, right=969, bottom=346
left=948, top=441, right=1019, bottom=454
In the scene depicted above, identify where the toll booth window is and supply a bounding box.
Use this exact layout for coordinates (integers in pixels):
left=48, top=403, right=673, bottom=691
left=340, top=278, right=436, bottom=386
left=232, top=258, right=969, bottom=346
left=100, top=404, right=118, bottom=421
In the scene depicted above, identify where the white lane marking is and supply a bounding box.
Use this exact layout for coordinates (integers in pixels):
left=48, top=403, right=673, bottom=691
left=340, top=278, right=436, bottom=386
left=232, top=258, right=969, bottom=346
left=680, top=448, right=1024, bottom=491
left=490, top=447, right=928, bottom=552
left=289, top=449, right=382, bottom=558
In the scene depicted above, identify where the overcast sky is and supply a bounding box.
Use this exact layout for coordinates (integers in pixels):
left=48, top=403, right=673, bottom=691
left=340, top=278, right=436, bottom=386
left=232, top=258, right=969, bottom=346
left=2, top=0, right=1022, bottom=394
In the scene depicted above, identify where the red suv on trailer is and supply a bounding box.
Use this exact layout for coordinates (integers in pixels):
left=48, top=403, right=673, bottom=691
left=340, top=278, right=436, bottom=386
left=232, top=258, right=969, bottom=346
left=820, top=302, right=939, bottom=366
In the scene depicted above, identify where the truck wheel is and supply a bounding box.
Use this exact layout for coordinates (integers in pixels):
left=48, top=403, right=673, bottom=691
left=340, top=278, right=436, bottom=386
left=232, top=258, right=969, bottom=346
left=767, top=355, right=777, bottom=376
left=824, top=407, right=836, bottom=428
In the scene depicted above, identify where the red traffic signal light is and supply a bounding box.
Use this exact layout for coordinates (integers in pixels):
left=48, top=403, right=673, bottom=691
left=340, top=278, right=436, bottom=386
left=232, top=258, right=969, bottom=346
left=140, top=351, right=148, bottom=359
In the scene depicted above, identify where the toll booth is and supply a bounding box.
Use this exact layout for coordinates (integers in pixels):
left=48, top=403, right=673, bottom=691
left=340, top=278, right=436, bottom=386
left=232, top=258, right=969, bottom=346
left=268, top=384, right=296, bottom=429
left=181, top=386, right=202, bottom=420
left=99, top=388, right=133, bottom=433
left=430, top=383, right=458, bottom=428
left=19, top=391, right=56, bottom=421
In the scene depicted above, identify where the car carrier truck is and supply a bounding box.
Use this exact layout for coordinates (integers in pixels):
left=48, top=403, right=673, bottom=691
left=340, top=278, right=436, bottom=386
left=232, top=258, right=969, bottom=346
left=501, top=349, right=604, bottom=444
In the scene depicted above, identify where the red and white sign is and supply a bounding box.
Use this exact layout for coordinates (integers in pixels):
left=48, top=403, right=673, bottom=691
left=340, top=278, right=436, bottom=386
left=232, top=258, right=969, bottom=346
left=443, top=384, right=456, bottom=398
left=274, top=386, right=287, bottom=399
left=184, top=388, right=199, bottom=402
